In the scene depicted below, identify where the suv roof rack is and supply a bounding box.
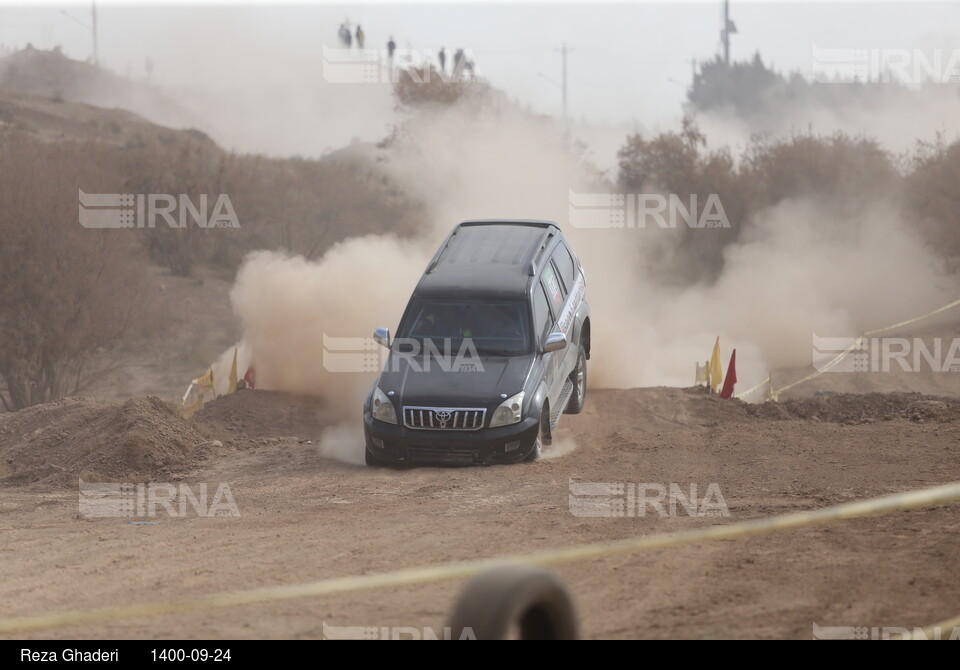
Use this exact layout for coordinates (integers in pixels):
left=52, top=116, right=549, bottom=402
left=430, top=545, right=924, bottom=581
left=425, top=219, right=560, bottom=275
left=457, top=219, right=558, bottom=228
left=528, top=228, right=558, bottom=276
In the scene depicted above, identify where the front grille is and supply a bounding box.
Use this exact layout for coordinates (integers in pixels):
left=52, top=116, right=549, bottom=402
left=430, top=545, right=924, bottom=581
left=403, top=406, right=486, bottom=430
left=407, top=446, right=480, bottom=464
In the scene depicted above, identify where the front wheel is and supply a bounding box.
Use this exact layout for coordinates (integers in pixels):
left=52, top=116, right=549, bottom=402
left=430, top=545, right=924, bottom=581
left=525, top=407, right=550, bottom=462
left=564, top=346, right=587, bottom=415
left=365, top=447, right=387, bottom=467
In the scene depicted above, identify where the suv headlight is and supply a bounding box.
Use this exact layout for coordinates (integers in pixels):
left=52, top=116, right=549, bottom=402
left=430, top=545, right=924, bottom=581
left=489, top=391, right=524, bottom=427
left=371, top=387, right=398, bottom=424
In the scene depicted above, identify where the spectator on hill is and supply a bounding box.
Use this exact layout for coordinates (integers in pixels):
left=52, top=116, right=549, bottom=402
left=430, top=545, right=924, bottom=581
left=338, top=24, right=352, bottom=48
left=453, top=49, right=465, bottom=79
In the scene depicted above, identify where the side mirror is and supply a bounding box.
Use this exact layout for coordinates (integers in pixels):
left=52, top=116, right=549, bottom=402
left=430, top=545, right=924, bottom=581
left=543, top=332, right=567, bottom=353
left=373, top=327, right=391, bottom=348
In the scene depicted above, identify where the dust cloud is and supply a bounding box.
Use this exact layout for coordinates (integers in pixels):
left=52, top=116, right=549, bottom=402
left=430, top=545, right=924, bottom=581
left=224, top=82, right=955, bottom=464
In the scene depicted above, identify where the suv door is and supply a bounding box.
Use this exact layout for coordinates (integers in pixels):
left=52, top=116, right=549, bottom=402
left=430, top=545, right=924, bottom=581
left=532, top=280, right=564, bottom=413
left=541, top=260, right=577, bottom=385
left=543, top=258, right=577, bottom=386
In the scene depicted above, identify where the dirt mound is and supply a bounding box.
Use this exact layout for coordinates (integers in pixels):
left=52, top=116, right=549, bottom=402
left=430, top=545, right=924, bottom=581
left=194, top=389, right=327, bottom=441
left=747, top=391, right=960, bottom=424
left=2, top=387, right=953, bottom=490
left=0, top=396, right=216, bottom=488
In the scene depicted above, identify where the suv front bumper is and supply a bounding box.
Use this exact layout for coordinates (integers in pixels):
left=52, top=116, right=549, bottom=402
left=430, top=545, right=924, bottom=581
left=363, top=407, right=540, bottom=465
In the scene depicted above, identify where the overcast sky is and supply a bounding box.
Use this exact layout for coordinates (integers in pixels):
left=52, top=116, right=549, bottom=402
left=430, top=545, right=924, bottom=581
left=1, top=2, right=958, bottom=130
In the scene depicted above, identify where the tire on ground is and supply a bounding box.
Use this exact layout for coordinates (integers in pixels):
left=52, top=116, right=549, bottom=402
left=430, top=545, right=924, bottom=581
left=564, top=345, right=587, bottom=415
left=447, top=565, right=578, bottom=640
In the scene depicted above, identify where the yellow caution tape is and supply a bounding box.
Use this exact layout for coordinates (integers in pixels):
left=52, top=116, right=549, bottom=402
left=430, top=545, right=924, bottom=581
left=863, top=297, right=960, bottom=336
left=2, top=481, right=959, bottom=634
left=766, top=296, right=960, bottom=401
left=734, top=375, right=770, bottom=400
left=769, top=336, right=864, bottom=399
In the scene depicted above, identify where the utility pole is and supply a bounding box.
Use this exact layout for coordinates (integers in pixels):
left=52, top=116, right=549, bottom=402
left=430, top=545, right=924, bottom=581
left=556, top=41, right=572, bottom=122
left=91, top=1, right=99, bottom=66
left=722, top=0, right=729, bottom=66
left=60, top=2, right=99, bottom=67
left=721, top=0, right=737, bottom=68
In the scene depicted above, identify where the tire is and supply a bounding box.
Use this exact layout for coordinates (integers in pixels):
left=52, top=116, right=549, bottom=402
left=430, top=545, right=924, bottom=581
left=364, top=448, right=386, bottom=467
left=525, top=407, right=549, bottom=462
left=564, top=346, right=587, bottom=415
left=447, top=565, right=579, bottom=640
left=525, top=437, right=541, bottom=462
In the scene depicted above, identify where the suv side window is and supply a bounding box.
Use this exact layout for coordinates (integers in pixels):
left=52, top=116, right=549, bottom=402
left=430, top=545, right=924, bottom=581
left=541, top=262, right=565, bottom=314
left=553, top=243, right=577, bottom=293
left=532, top=282, right=554, bottom=346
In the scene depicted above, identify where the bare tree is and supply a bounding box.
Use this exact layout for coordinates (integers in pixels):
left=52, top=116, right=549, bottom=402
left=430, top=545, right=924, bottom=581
left=0, top=132, right=149, bottom=410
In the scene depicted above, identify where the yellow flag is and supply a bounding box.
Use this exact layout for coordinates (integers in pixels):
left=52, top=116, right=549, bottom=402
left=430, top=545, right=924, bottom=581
left=196, top=368, right=214, bottom=391
left=709, top=337, right=723, bottom=391
left=228, top=347, right=238, bottom=394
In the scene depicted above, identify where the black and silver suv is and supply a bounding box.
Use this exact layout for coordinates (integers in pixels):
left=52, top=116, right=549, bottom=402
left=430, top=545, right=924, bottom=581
left=363, top=220, right=590, bottom=465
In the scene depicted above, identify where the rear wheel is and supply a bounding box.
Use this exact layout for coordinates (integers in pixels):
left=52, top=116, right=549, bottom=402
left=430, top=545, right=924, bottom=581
left=564, top=346, right=587, bottom=415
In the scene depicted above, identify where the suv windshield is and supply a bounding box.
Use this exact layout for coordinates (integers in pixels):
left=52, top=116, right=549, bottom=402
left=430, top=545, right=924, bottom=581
left=398, top=298, right=532, bottom=355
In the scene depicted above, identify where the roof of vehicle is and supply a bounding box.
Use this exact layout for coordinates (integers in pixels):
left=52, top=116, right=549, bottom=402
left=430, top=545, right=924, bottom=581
left=415, top=220, right=563, bottom=299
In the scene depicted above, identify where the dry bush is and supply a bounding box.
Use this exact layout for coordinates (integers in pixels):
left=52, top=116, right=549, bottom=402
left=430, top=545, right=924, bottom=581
left=742, top=132, right=899, bottom=208
left=115, top=136, right=425, bottom=277
left=121, top=137, right=230, bottom=277
left=219, top=153, right=424, bottom=266
left=0, top=132, right=150, bottom=410
left=617, top=118, right=746, bottom=284
left=616, top=121, right=906, bottom=285
left=905, top=134, right=960, bottom=270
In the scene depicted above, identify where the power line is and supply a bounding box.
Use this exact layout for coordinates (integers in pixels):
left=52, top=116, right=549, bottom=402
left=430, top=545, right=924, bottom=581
left=59, top=1, right=98, bottom=66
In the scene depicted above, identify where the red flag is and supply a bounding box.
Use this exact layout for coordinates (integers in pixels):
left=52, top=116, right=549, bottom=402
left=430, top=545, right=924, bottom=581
left=719, top=349, right=737, bottom=399
left=243, top=365, right=256, bottom=390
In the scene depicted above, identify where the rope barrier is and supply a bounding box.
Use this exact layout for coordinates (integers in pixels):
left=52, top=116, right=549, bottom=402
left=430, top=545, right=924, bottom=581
left=736, top=296, right=960, bottom=401
left=2, top=481, right=959, bottom=634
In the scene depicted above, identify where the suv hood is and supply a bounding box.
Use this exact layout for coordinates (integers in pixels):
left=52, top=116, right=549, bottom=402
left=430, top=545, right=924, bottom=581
left=377, top=352, right=533, bottom=408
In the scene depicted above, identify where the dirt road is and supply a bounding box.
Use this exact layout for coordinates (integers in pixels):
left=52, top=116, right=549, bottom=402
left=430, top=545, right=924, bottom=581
left=1, top=387, right=958, bottom=639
